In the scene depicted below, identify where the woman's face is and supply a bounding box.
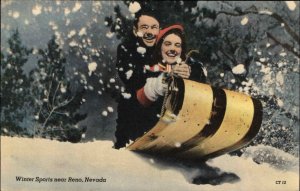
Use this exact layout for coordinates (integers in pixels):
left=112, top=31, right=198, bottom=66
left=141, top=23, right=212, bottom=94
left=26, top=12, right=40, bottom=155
left=161, top=33, right=182, bottom=64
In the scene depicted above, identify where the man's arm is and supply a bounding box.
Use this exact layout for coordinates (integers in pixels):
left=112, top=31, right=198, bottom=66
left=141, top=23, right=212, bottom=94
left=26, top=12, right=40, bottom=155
left=116, top=44, right=145, bottom=91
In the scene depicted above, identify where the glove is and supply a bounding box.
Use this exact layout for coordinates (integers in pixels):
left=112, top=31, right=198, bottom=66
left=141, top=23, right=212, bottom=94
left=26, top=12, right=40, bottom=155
left=144, top=73, right=168, bottom=101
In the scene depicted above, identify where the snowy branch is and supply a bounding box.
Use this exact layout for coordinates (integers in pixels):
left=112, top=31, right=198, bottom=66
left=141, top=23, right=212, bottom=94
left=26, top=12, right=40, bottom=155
left=216, top=8, right=300, bottom=44
left=52, top=81, right=62, bottom=106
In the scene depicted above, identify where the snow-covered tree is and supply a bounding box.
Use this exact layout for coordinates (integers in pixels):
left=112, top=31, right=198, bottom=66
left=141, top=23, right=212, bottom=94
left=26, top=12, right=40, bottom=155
left=1, top=29, right=32, bottom=136
left=29, top=35, right=87, bottom=142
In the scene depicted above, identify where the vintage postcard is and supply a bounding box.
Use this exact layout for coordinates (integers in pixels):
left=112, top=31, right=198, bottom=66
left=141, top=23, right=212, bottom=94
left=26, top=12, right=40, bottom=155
left=1, top=1, right=299, bottom=191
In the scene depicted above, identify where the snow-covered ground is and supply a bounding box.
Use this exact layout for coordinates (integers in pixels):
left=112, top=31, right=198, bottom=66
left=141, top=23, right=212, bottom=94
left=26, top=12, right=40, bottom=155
left=1, top=136, right=298, bottom=191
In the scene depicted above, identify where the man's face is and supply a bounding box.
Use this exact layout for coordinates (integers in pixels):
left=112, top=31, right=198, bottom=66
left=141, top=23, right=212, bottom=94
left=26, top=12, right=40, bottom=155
left=161, top=33, right=182, bottom=64
left=134, top=15, right=159, bottom=47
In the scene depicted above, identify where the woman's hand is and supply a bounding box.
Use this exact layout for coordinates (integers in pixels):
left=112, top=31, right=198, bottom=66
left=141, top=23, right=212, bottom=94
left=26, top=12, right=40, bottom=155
left=173, top=62, right=191, bottom=79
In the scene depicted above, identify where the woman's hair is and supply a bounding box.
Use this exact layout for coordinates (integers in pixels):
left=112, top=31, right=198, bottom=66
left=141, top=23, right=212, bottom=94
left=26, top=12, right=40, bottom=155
left=151, top=28, right=187, bottom=66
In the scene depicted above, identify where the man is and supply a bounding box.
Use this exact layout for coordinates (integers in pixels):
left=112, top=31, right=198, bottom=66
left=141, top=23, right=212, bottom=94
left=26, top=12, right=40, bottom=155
left=114, top=9, right=160, bottom=149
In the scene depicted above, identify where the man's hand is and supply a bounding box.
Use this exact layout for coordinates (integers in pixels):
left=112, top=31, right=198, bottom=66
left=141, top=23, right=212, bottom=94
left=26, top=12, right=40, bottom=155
left=173, top=62, right=191, bottom=79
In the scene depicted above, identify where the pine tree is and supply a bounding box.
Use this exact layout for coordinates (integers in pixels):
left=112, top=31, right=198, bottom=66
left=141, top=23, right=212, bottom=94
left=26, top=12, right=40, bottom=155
left=29, top=35, right=87, bottom=142
left=1, top=29, right=32, bottom=135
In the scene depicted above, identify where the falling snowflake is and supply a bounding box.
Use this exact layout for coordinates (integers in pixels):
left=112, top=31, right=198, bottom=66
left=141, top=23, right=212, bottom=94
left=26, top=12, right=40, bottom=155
left=106, top=31, right=114, bottom=38
left=64, top=8, right=71, bottom=16
left=149, top=158, right=155, bottom=164
left=232, top=64, right=246, bottom=74
left=82, top=55, right=88, bottom=60
left=69, top=40, right=78, bottom=47
left=32, top=4, right=42, bottom=15
left=126, top=70, right=133, bottom=79
left=174, top=142, right=181, bottom=148
left=102, top=111, right=108, bottom=116
left=88, top=62, right=97, bottom=76
left=60, top=84, right=66, bottom=93
left=72, top=2, right=82, bottom=12
left=88, top=85, right=94, bottom=91
left=109, top=78, right=116, bottom=83
left=259, top=58, right=267, bottom=62
left=279, top=52, right=287, bottom=57
left=78, top=27, right=87, bottom=36
left=122, top=93, right=132, bottom=99
left=241, top=16, right=249, bottom=25
left=107, top=107, right=114, bottom=113
left=137, top=47, right=146, bottom=54
left=203, top=67, right=208, bottom=77
left=115, top=25, right=121, bottom=30
left=128, top=1, right=141, bottom=14
left=24, top=19, right=29, bottom=25
left=67, top=30, right=76, bottom=38
left=12, top=11, right=20, bottom=19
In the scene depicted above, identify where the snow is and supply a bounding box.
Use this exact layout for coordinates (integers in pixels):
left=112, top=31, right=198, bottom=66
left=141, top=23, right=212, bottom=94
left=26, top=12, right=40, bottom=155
left=107, top=107, right=114, bottom=113
left=203, top=67, right=208, bottom=77
left=125, top=70, right=133, bottom=79
left=32, top=4, right=42, bottom=16
left=1, top=137, right=298, bottom=191
left=78, top=27, right=86, bottom=36
left=240, top=16, right=248, bottom=25
left=67, top=30, right=76, bottom=38
left=137, top=46, right=146, bottom=54
left=102, top=110, right=108, bottom=116
left=232, top=64, right=246, bottom=74
left=12, top=11, right=20, bottom=19
left=280, top=52, right=287, bottom=57
left=276, top=71, right=284, bottom=85
left=72, top=2, right=81, bottom=12
left=106, top=31, right=114, bottom=38
left=258, top=10, right=273, bottom=15
left=60, top=84, right=66, bottom=93
left=122, top=92, right=131, bottom=99
left=277, top=98, right=284, bottom=107
left=109, top=78, right=115, bottom=83
left=88, top=62, right=97, bottom=76
left=64, top=8, right=71, bottom=16
left=259, top=57, right=267, bottom=62
left=69, top=40, right=78, bottom=47
left=128, top=1, right=141, bottom=14
left=285, top=1, right=297, bottom=11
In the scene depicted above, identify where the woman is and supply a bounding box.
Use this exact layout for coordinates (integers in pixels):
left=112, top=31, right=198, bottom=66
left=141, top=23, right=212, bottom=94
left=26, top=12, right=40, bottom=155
left=137, top=24, right=206, bottom=106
